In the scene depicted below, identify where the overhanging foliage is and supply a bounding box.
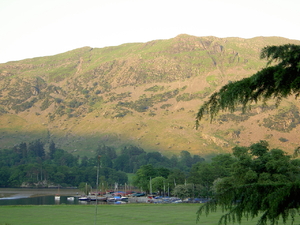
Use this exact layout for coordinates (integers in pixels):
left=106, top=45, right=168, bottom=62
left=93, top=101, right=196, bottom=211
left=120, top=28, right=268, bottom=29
left=197, top=182, right=300, bottom=225
left=196, top=141, right=300, bottom=225
left=196, top=44, right=300, bottom=125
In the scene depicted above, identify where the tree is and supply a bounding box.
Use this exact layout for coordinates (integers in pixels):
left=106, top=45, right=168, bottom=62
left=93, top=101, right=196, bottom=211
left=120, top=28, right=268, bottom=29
left=28, top=139, right=45, bottom=159
left=78, top=182, right=92, bottom=195
left=151, top=176, right=166, bottom=195
left=173, top=184, right=202, bottom=200
left=156, top=167, right=170, bottom=178
left=49, top=140, right=56, bottom=159
left=0, top=166, right=10, bottom=187
left=173, top=184, right=189, bottom=200
left=96, top=144, right=117, bottom=160
left=195, top=44, right=300, bottom=224
left=113, top=154, right=130, bottom=171
left=188, top=162, right=224, bottom=197
left=167, top=168, right=186, bottom=190
left=197, top=141, right=300, bottom=225
left=179, top=150, right=193, bottom=168
left=196, top=44, right=300, bottom=124
left=133, top=164, right=157, bottom=193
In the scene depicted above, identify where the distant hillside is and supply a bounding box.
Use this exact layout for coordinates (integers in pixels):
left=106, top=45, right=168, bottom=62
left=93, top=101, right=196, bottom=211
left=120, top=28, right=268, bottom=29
left=1, top=34, right=300, bottom=157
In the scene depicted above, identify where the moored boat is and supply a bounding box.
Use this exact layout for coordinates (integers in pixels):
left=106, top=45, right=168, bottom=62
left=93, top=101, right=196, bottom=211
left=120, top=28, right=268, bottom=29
left=78, top=195, right=107, bottom=201
left=78, top=196, right=89, bottom=201
left=55, top=194, right=60, bottom=200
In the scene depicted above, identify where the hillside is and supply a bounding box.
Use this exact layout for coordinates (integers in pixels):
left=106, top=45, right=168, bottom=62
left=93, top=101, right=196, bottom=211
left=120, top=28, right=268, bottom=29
left=1, top=34, right=300, bottom=157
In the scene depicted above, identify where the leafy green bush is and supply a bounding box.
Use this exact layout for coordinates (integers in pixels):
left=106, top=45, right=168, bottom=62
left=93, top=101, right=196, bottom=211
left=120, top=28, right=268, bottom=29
left=66, top=99, right=83, bottom=108
left=145, top=85, right=165, bottom=92
left=176, top=91, right=210, bottom=102
left=40, top=97, right=53, bottom=111
left=148, top=111, right=156, bottom=117
left=82, top=89, right=89, bottom=95
left=160, top=104, right=172, bottom=109
left=279, top=137, right=288, bottom=142
left=176, top=93, right=191, bottom=101
left=0, top=106, right=7, bottom=114
left=115, top=89, right=179, bottom=112
left=109, top=92, right=131, bottom=102
left=113, top=108, right=132, bottom=118
left=55, top=105, right=66, bottom=116
left=218, top=113, right=251, bottom=122
left=12, top=98, right=38, bottom=113
left=54, top=98, right=63, bottom=104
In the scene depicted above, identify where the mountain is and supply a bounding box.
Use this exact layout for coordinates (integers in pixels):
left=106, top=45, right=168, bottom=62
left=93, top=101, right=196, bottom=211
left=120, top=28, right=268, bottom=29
left=1, top=34, right=300, bottom=158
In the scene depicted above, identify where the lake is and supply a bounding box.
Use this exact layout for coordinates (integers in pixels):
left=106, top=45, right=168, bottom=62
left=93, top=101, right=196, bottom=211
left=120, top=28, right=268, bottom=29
left=0, top=188, right=93, bottom=206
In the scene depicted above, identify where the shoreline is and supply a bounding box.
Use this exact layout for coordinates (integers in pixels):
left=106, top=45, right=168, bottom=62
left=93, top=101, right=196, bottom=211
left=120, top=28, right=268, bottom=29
left=0, top=187, right=80, bottom=199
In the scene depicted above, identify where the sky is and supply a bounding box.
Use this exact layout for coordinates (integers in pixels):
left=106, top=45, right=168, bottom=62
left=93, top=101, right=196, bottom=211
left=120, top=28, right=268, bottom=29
left=1, top=0, right=300, bottom=64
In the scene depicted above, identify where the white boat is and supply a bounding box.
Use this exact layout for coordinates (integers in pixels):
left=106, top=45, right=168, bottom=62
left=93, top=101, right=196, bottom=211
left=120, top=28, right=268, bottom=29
left=67, top=197, right=74, bottom=201
left=121, top=197, right=128, bottom=202
left=107, top=196, right=128, bottom=202
left=79, top=196, right=90, bottom=201
left=55, top=187, right=60, bottom=200
left=89, top=196, right=107, bottom=201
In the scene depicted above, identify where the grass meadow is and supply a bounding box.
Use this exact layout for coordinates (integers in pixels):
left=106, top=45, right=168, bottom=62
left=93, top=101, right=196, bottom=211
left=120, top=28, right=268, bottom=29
left=0, top=203, right=298, bottom=225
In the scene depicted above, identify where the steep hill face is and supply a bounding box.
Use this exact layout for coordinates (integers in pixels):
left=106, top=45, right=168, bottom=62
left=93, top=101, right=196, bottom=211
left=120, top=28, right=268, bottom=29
left=1, top=34, right=300, bottom=157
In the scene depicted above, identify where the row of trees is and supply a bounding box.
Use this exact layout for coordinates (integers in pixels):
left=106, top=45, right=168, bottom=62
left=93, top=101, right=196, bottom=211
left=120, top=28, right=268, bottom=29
left=0, top=140, right=205, bottom=188
left=132, top=153, right=236, bottom=197
left=0, top=140, right=127, bottom=187
left=5, top=138, right=298, bottom=215
left=131, top=140, right=300, bottom=211
left=94, top=144, right=204, bottom=173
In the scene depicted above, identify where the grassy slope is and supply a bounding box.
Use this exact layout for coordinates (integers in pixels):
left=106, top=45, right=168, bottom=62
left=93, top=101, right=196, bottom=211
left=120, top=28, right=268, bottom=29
left=1, top=35, right=300, bottom=157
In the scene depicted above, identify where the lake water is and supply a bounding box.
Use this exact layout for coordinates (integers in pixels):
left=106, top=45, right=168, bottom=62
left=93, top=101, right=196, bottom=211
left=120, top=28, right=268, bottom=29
left=0, top=188, right=94, bottom=206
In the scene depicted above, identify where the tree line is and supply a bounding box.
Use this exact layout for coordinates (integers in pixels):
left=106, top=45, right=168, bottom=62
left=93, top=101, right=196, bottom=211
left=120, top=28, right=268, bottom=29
left=0, top=140, right=127, bottom=188
left=0, top=139, right=205, bottom=188
left=132, top=152, right=236, bottom=198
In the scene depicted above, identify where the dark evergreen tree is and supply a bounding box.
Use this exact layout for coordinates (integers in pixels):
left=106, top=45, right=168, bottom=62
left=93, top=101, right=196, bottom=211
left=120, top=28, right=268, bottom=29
left=96, top=144, right=117, bottom=160
left=49, top=140, right=56, bottom=159
left=179, top=150, right=194, bottom=169
left=113, top=154, right=130, bottom=172
left=28, top=139, right=45, bottom=159
left=196, top=44, right=300, bottom=124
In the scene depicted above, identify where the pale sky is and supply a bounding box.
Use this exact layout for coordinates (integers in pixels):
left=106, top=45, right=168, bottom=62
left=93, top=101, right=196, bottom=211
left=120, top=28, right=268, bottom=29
left=1, top=0, right=299, bottom=63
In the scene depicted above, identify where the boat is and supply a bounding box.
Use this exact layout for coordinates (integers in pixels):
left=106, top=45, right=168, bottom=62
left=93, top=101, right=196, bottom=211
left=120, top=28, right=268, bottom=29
left=114, top=201, right=126, bottom=204
left=107, top=196, right=128, bottom=202
left=55, top=194, right=60, bottom=200
left=67, top=197, right=74, bottom=201
left=78, top=196, right=90, bottom=201
left=82, top=194, right=107, bottom=201
left=121, top=197, right=128, bottom=202
left=90, top=196, right=107, bottom=201
left=55, top=187, right=60, bottom=200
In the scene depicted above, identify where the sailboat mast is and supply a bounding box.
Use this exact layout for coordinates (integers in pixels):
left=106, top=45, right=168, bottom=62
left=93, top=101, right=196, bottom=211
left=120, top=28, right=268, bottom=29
left=95, top=155, right=101, bottom=225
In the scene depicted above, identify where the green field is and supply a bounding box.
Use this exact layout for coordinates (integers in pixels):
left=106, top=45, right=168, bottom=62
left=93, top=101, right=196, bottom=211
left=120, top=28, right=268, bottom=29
left=0, top=204, right=297, bottom=225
